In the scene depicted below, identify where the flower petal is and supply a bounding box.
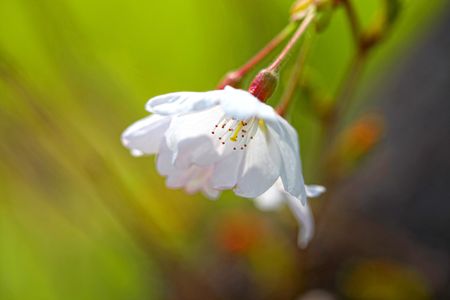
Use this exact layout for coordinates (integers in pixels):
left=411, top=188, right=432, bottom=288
left=163, top=162, right=219, bottom=199
left=156, top=141, right=175, bottom=176
left=234, top=126, right=281, bottom=198
left=220, top=86, right=279, bottom=121
left=305, top=185, right=326, bottom=198
left=267, top=116, right=306, bottom=203
left=166, top=167, right=193, bottom=189
left=285, top=193, right=314, bottom=248
left=164, top=106, right=223, bottom=168
left=146, top=90, right=223, bottom=115
left=172, top=136, right=218, bottom=169
left=202, top=185, right=221, bottom=200
left=165, top=165, right=210, bottom=191
left=210, top=150, right=245, bottom=190
left=185, top=166, right=214, bottom=194
left=254, top=180, right=285, bottom=211
left=121, top=114, right=170, bottom=156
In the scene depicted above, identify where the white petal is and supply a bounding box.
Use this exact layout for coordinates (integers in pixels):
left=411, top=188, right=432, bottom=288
left=234, top=125, right=281, bottom=198
left=166, top=168, right=193, bottom=188
left=220, top=86, right=279, bottom=122
left=202, top=185, right=221, bottom=200
left=254, top=180, right=285, bottom=211
left=285, top=193, right=314, bottom=248
left=171, top=136, right=218, bottom=169
left=267, top=116, right=306, bottom=203
left=131, top=149, right=145, bottom=157
left=121, top=114, right=170, bottom=155
left=156, top=141, right=175, bottom=176
left=165, top=165, right=210, bottom=191
left=185, top=167, right=214, bottom=194
left=210, top=151, right=245, bottom=190
left=146, top=90, right=223, bottom=115
left=164, top=107, right=223, bottom=168
left=305, top=185, right=326, bottom=198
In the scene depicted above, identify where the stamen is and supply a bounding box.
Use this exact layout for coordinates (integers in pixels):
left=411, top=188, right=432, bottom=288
left=211, top=116, right=258, bottom=150
left=230, top=121, right=245, bottom=142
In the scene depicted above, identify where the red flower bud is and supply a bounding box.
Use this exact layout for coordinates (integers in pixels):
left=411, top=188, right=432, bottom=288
left=248, top=69, right=279, bottom=102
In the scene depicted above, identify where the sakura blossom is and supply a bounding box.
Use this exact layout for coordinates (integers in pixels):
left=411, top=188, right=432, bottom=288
left=123, top=86, right=307, bottom=200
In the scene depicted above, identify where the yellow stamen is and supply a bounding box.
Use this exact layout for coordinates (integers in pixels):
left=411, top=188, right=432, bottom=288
left=230, top=121, right=245, bottom=142
left=258, top=119, right=267, bottom=133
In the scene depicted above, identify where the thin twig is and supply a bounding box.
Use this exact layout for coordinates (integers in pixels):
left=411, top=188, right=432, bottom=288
left=340, top=0, right=361, bottom=46
left=276, top=32, right=315, bottom=116
left=268, top=11, right=315, bottom=72
left=217, top=23, right=296, bottom=89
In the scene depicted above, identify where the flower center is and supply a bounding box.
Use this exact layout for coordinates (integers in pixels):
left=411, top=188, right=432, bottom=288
left=211, top=117, right=259, bottom=150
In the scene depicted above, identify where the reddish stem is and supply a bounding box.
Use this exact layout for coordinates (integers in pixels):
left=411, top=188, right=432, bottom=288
left=276, top=33, right=314, bottom=116
left=238, top=24, right=295, bottom=76
left=267, top=11, right=315, bottom=72
left=217, top=23, right=296, bottom=89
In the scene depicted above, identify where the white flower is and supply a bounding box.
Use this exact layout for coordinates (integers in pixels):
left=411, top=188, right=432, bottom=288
left=138, top=86, right=308, bottom=200
left=255, top=179, right=325, bottom=248
left=122, top=86, right=312, bottom=199
left=122, top=86, right=326, bottom=248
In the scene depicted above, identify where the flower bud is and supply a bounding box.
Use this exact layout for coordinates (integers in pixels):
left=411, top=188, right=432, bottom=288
left=290, top=0, right=330, bottom=22
left=248, top=69, right=279, bottom=102
left=359, top=0, right=401, bottom=52
left=291, top=0, right=315, bottom=21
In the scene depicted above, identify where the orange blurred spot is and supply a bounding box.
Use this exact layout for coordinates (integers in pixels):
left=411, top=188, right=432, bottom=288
left=325, top=113, right=384, bottom=178
left=342, top=114, right=384, bottom=155
left=215, top=212, right=266, bottom=254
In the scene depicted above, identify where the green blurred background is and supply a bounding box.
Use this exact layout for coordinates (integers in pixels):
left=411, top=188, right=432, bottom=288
left=1, top=0, right=449, bottom=299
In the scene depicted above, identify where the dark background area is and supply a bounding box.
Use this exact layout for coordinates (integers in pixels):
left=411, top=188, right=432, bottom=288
left=307, top=7, right=450, bottom=298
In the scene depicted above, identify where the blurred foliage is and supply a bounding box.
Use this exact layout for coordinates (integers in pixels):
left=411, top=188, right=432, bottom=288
left=0, top=0, right=447, bottom=299
left=341, top=259, right=430, bottom=300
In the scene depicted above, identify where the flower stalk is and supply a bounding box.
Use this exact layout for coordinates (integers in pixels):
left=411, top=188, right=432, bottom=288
left=247, top=10, right=315, bottom=103
left=217, top=23, right=296, bottom=89
left=276, top=32, right=314, bottom=116
left=267, top=10, right=315, bottom=73
left=339, top=0, right=361, bottom=47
